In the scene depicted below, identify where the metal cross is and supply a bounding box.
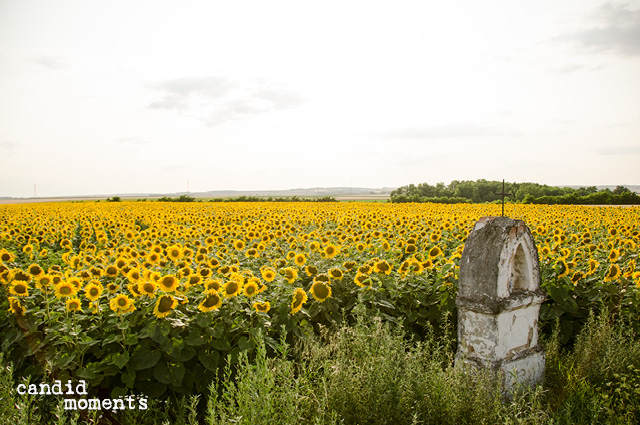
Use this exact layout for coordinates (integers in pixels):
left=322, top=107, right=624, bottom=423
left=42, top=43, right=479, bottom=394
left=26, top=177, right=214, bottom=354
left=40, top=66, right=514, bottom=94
left=497, top=179, right=511, bottom=217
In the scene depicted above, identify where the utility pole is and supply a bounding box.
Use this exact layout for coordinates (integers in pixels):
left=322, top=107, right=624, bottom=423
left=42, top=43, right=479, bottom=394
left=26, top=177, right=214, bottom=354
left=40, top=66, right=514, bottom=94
left=34, top=184, right=37, bottom=198
left=187, top=180, right=190, bottom=193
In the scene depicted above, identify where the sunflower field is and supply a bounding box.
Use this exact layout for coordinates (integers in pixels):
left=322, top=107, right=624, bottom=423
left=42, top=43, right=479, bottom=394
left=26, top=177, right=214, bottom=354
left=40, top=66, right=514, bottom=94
left=1, top=201, right=639, bottom=399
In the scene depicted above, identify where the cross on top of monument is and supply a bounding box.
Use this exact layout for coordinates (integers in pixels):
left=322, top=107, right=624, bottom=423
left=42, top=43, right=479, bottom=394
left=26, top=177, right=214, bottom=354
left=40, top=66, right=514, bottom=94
left=497, top=179, right=511, bottom=217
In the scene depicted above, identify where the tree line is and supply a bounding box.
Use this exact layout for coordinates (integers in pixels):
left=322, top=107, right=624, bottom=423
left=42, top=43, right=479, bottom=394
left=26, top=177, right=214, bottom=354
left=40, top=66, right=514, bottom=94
left=390, top=180, right=640, bottom=205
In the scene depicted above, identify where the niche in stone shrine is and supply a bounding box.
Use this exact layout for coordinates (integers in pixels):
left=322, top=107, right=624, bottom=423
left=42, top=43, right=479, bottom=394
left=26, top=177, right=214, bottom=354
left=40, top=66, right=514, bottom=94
left=456, top=216, right=546, bottom=391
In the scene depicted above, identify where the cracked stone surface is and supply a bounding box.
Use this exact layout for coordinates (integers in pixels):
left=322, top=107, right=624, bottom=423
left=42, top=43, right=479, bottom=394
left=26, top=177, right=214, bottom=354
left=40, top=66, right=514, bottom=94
left=456, top=217, right=545, bottom=390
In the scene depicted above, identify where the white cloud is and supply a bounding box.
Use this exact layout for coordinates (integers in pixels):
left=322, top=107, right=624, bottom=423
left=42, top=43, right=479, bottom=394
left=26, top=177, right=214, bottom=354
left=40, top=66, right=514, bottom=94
left=148, top=76, right=305, bottom=126
left=554, top=1, right=640, bottom=56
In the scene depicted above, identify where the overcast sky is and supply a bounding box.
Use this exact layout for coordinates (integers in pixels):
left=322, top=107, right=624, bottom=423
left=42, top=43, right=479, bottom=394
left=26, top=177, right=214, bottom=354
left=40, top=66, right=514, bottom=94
left=1, top=0, right=639, bottom=197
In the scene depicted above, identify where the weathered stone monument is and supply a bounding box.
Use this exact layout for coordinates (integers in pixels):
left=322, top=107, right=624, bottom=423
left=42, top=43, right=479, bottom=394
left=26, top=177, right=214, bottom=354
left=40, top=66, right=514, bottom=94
left=456, top=216, right=545, bottom=390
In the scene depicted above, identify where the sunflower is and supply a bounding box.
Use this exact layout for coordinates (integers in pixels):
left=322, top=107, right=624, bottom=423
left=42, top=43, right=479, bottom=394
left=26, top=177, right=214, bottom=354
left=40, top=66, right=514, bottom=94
left=222, top=279, right=242, bottom=298
left=12, top=269, right=31, bottom=283
left=374, top=260, right=392, bottom=275
left=187, top=275, right=202, bottom=287
left=139, top=280, right=158, bottom=297
left=84, top=281, right=103, bottom=301
left=555, top=259, right=569, bottom=278
left=0, top=250, right=14, bottom=263
left=604, top=264, right=621, bottom=282
left=305, top=265, right=318, bottom=277
left=233, top=240, right=245, bottom=251
left=259, top=267, right=276, bottom=282
left=570, top=271, right=585, bottom=285
left=198, top=292, right=222, bottom=313
left=253, top=301, right=270, bottom=313
left=54, top=281, right=78, bottom=298
left=68, top=277, right=84, bottom=292
left=282, top=267, right=298, bottom=283
left=342, top=261, right=356, bottom=271
left=358, top=264, right=372, bottom=274
left=624, top=260, right=636, bottom=278
left=115, top=257, right=128, bottom=270
left=354, top=273, right=372, bottom=288
left=294, top=253, right=306, bottom=266
left=9, top=281, right=29, bottom=297
left=428, top=246, right=443, bottom=259
left=204, top=279, right=222, bottom=293
left=323, top=244, right=339, bottom=259
left=586, top=259, right=599, bottom=276
left=243, top=280, right=259, bottom=297
left=405, top=244, right=417, bottom=255
left=88, top=301, right=100, bottom=314
left=153, top=294, right=178, bottom=318
left=208, top=258, right=220, bottom=269
left=608, top=248, right=621, bottom=263
left=314, top=273, right=331, bottom=284
left=158, top=275, right=178, bottom=292
left=78, top=269, right=92, bottom=281
left=89, top=266, right=104, bottom=278
left=65, top=297, right=82, bottom=312
left=35, top=274, right=53, bottom=290
left=410, top=260, right=424, bottom=274
left=105, top=265, right=119, bottom=278
left=128, top=283, right=143, bottom=298
left=328, top=268, right=343, bottom=281
left=198, top=267, right=212, bottom=278
left=8, top=297, right=25, bottom=315
left=310, top=281, right=332, bottom=302
left=27, top=263, right=44, bottom=277
left=398, top=261, right=410, bottom=276
left=127, top=268, right=141, bottom=283
left=290, top=288, right=307, bottom=314
left=146, top=252, right=161, bottom=264
left=623, top=239, right=637, bottom=251
left=166, top=245, right=183, bottom=262
left=110, top=294, right=135, bottom=314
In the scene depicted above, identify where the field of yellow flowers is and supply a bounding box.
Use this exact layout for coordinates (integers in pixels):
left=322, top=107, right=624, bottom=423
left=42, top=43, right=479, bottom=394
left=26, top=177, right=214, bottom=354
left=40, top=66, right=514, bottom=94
left=1, top=201, right=639, bottom=398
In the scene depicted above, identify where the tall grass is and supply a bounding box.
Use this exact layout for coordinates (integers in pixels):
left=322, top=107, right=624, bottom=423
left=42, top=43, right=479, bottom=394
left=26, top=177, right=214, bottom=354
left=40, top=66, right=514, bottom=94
left=1, top=310, right=639, bottom=424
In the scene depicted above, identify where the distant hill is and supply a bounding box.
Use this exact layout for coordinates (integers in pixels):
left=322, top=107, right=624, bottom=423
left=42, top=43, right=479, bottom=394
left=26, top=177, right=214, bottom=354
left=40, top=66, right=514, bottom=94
left=0, top=187, right=396, bottom=203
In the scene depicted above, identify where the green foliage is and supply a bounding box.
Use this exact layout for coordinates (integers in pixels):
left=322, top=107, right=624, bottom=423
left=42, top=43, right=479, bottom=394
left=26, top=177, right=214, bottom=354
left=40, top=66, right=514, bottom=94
left=3, top=312, right=640, bottom=424
left=105, top=197, right=121, bottom=202
left=157, top=195, right=196, bottom=202
left=391, top=180, right=640, bottom=205
left=543, top=311, right=640, bottom=424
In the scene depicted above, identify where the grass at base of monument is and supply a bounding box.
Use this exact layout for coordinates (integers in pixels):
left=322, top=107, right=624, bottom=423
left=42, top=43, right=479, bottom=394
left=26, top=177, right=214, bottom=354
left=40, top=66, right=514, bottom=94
left=2, top=310, right=639, bottom=425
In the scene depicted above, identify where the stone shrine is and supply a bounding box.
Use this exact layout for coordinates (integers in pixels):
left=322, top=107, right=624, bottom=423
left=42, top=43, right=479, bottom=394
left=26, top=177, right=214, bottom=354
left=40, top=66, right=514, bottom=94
left=456, top=216, right=545, bottom=390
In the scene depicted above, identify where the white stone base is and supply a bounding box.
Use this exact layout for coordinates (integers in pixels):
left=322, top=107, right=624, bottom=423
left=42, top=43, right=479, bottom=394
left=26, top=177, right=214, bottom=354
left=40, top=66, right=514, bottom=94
left=456, top=349, right=545, bottom=391
left=500, top=350, right=545, bottom=390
